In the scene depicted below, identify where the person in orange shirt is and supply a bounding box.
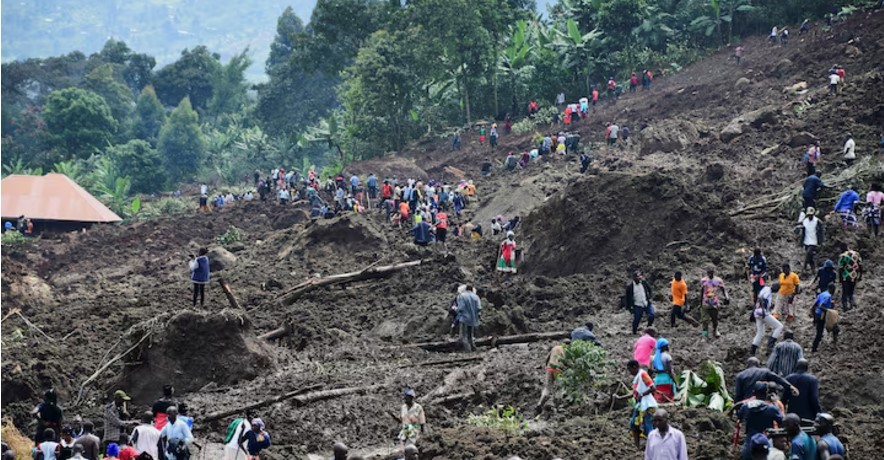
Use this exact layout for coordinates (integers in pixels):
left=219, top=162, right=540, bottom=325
left=670, top=271, right=699, bottom=327
left=775, top=264, right=800, bottom=321
left=398, top=201, right=410, bottom=229
left=435, top=210, right=449, bottom=252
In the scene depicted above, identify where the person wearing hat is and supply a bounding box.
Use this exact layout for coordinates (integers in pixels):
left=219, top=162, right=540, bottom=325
left=814, top=413, right=846, bottom=459
left=799, top=207, right=824, bottom=272
left=398, top=389, right=426, bottom=449
left=240, top=418, right=271, bottom=460
left=104, top=391, right=133, bottom=450
left=747, top=433, right=776, bottom=460
left=651, top=338, right=677, bottom=402
left=3, top=221, right=14, bottom=232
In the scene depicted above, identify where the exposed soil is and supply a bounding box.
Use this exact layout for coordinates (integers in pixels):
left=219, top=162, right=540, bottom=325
left=4, top=9, right=884, bottom=460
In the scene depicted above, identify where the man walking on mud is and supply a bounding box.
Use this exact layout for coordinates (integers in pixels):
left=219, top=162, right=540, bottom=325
left=625, top=270, right=654, bottom=335
left=456, top=285, right=481, bottom=352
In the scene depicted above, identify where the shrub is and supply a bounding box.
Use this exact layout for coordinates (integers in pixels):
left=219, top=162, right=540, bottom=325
left=217, top=226, right=243, bottom=246
left=511, top=106, right=560, bottom=134
left=467, top=405, right=528, bottom=433
left=554, top=340, right=615, bottom=405
left=138, top=197, right=193, bottom=220
left=1, top=231, right=29, bottom=246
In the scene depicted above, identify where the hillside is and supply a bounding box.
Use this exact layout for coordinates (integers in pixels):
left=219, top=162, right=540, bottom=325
left=3, top=9, right=884, bottom=460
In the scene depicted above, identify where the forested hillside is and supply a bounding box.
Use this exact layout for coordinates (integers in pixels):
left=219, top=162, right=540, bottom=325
left=1, top=0, right=875, bottom=216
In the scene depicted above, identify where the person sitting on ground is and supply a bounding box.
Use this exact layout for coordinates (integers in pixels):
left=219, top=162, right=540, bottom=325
left=814, top=413, right=845, bottom=459
left=651, top=339, right=677, bottom=402
left=570, top=322, right=603, bottom=347
left=644, top=409, right=687, bottom=460
left=767, top=330, right=804, bottom=377
left=627, top=359, right=657, bottom=449
left=398, top=389, right=426, bottom=449
left=733, top=357, right=799, bottom=403
left=536, top=340, right=568, bottom=413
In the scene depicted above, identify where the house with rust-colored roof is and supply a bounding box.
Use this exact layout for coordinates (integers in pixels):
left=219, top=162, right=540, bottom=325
left=1, top=173, right=122, bottom=232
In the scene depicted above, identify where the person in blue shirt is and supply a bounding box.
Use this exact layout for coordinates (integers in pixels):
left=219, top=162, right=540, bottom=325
left=189, top=248, right=210, bottom=307
left=456, top=285, right=481, bottom=352
left=802, top=172, right=826, bottom=209
left=366, top=174, right=378, bottom=202
left=241, top=418, right=271, bottom=459
left=410, top=221, right=431, bottom=246
left=736, top=383, right=783, bottom=460
left=833, top=185, right=861, bottom=227
left=811, top=259, right=837, bottom=293
left=814, top=413, right=846, bottom=459
left=784, top=413, right=817, bottom=460
left=811, top=284, right=839, bottom=352
left=746, top=248, right=768, bottom=302
left=349, top=175, right=360, bottom=194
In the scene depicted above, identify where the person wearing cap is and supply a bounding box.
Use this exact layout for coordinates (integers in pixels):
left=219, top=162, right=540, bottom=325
left=105, top=443, right=121, bottom=460
left=814, top=413, right=845, bottom=459
left=644, top=409, right=687, bottom=460
left=104, top=391, right=133, bottom=450
left=130, top=412, right=160, bottom=460
left=625, top=270, right=654, bottom=335
left=398, top=389, right=426, bottom=449
left=3, top=221, right=15, bottom=232
left=651, top=339, right=677, bottom=402
left=736, top=383, right=783, bottom=460
left=747, top=433, right=778, bottom=460
left=240, top=418, right=271, bottom=460
left=766, top=330, right=804, bottom=377
left=700, top=267, right=729, bottom=338
left=799, top=207, right=824, bottom=272
left=811, top=259, right=837, bottom=295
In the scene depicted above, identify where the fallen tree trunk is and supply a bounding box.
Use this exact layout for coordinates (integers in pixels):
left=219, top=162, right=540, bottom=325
left=258, top=325, right=292, bottom=341
left=217, top=277, right=240, bottom=310
left=201, top=384, right=322, bottom=423
left=398, top=331, right=570, bottom=352
left=279, top=260, right=422, bottom=306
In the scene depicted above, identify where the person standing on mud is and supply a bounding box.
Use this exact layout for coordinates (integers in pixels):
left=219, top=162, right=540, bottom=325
left=836, top=242, right=862, bottom=310
left=799, top=208, right=824, bottom=272
left=814, top=414, right=846, bottom=459
left=644, top=409, right=688, bottom=460
left=733, top=358, right=799, bottom=403
left=536, top=340, right=568, bottom=413
left=152, top=385, right=179, bottom=430
left=735, top=383, right=782, bottom=460
left=767, top=330, right=804, bottom=377
left=775, top=265, right=800, bottom=322
left=783, top=359, right=821, bottom=421
left=751, top=281, right=783, bottom=355
left=189, top=248, right=210, bottom=307
left=811, top=284, right=840, bottom=352
left=625, top=270, right=654, bottom=335
left=104, top=391, right=133, bottom=452
left=670, top=271, right=699, bottom=328
left=700, top=267, right=729, bottom=338
left=159, top=407, right=192, bottom=460
left=456, top=285, right=481, bottom=352
left=746, top=249, right=767, bottom=303
left=802, top=172, right=827, bottom=211
left=131, top=412, right=160, bottom=460
left=33, top=389, right=63, bottom=443
left=627, top=359, right=657, bottom=449
left=398, top=389, right=426, bottom=449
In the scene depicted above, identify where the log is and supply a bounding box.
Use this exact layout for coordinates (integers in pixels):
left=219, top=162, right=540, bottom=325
left=75, top=330, right=153, bottom=404
left=258, top=325, right=292, bottom=341
left=217, top=277, right=240, bottom=310
left=278, top=260, right=422, bottom=306
left=398, top=331, right=571, bottom=352
left=398, top=356, right=484, bottom=369
left=201, top=384, right=322, bottom=423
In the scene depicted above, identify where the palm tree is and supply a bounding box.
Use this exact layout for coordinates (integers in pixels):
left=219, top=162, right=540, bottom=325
left=551, top=18, right=603, bottom=96
left=2, top=159, right=43, bottom=177
left=498, top=20, right=536, bottom=115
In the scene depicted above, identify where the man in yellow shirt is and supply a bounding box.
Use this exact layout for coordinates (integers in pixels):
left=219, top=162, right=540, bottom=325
left=775, top=263, right=801, bottom=321
left=670, top=271, right=699, bottom=327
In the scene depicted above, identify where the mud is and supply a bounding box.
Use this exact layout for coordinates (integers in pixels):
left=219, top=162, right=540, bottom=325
left=4, top=10, right=884, bottom=460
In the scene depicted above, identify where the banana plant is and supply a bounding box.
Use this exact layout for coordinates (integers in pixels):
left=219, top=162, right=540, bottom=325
left=498, top=20, right=536, bottom=115
left=2, top=159, right=43, bottom=177
left=298, top=111, right=347, bottom=164
left=551, top=18, right=602, bottom=96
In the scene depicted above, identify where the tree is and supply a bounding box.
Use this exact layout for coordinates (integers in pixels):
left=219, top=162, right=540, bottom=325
left=597, top=0, right=647, bottom=67
left=43, top=87, right=117, bottom=159
left=297, top=0, right=390, bottom=75
left=131, top=85, right=166, bottom=145
left=498, top=20, right=536, bottom=115
left=153, top=46, right=223, bottom=112
left=157, top=98, right=206, bottom=185
left=207, top=50, right=253, bottom=119
left=107, top=139, right=168, bottom=194
left=83, top=63, right=133, bottom=123
left=551, top=18, right=603, bottom=96
left=299, top=111, right=347, bottom=165
left=267, top=6, right=305, bottom=73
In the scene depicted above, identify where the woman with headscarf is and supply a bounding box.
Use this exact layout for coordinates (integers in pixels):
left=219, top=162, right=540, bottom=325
left=241, top=419, right=271, bottom=460
left=496, top=231, right=517, bottom=274
left=651, top=338, right=676, bottom=402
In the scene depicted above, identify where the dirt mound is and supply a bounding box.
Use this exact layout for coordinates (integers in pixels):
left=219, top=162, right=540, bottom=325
left=521, top=172, right=737, bottom=277
left=122, top=310, right=274, bottom=404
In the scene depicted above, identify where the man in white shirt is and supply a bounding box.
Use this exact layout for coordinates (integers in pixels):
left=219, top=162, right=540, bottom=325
left=799, top=207, right=824, bottom=271
left=131, top=412, right=161, bottom=460
left=828, top=73, right=840, bottom=95
left=843, top=133, right=856, bottom=164
left=644, top=409, right=688, bottom=460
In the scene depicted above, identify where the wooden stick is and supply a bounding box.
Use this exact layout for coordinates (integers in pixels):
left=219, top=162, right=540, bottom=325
left=400, top=356, right=484, bottom=368
left=75, top=330, right=153, bottom=404
left=14, top=311, right=54, bottom=341
left=217, top=277, right=240, bottom=310
left=200, top=384, right=322, bottom=423
left=277, top=260, right=421, bottom=306
left=258, top=325, right=291, bottom=341
left=393, top=331, right=570, bottom=352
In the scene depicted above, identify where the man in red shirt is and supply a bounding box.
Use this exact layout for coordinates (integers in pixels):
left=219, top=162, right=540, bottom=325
left=435, top=210, right=449, bottom=253
left=630, top=72, right=639, bottom=93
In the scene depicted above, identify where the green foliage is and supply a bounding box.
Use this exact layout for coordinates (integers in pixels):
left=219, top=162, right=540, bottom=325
left=1, top=231, right=29, bottom=246
left=97, top=176, right=135, bottom=218
left=83, top=63, right=133, bottom=124
left=138, top=197, right=192, bottom=220
left=554, top=340, right=614, bottom=405
left=511, top=106, right=559, bottom=134
left=207, top=50, right=252, bottom=119
left=42, top=87, right=117, bottom=159
left=675, top=360, right=733, bottom=412
left=466, top=405, right=529, bottom=433
left=106, top=140, right=168, bottom=194
left=2, top=159, right=43, bottom=177
left=217, top=226, right=244, bottom=246
left=266, top=6, right=305, bottom=73
left=158, top=97, right=206, bottom=185
left=153, top=46, right=222, bottom=112
left=131, top=85, right=166, bottom=145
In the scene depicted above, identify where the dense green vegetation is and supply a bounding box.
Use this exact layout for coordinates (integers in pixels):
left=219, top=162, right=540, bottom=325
left=2, top=0, right=874, bottom=210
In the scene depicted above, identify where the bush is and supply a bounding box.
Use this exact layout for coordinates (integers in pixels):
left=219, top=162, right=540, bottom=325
left=511, top=106, right=560, bottom=134
left=1, top=231, right=29, bottom=246
left=466, top=405, right=528, bottom=433
left=216, top=226, right=243, bottom=246
left=554, top=340, right=615, bottom=405
left=138, top=197, right=193, bottom=220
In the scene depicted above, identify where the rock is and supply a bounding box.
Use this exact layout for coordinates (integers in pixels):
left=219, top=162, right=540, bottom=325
left=705, top=164, right=725, bottom=182
left=207, top=246, right=237, bottom=272
left=787, top=131, right=819, bottom=147
left=719, top=106, right=780, bottom=143
left=734, top=77, right=751, bottom=90
left=774, top=59, right=793, bottom=78
left=719, top=120, right=744, bottom=143
left=784, top=81, right=808, bottom=94
left=639, top=120, right=699, bottom=156
left=844, top=45, right=862, bottom=57
left=372, top=320, right=404, bottom=339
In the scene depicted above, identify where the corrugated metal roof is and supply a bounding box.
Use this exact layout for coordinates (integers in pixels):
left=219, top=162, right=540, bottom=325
left=1, top=173, right=122, bottom=223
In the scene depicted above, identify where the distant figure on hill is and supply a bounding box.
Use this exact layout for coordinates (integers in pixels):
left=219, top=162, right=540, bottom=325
left=865, top=183, right=883, bottom=237
left=735, top=46, right=744, bottom=65
left=189, top=248, right=210, bottom=307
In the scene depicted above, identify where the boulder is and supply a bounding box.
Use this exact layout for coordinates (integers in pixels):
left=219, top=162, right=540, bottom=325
left=208, top=246, right=237, bottom=272
left=719, top=106, right=780, bottom=143
left=787, top=131, right=819, bottom=147
left=639, top=120, right=700, bottom=156
left=734, top=77, right=751, bottom=90
left=719, top=120, right=744, bottom=143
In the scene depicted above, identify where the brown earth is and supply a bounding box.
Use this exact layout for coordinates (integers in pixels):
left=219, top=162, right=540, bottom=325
left=3, top=9, right=884, bottom=460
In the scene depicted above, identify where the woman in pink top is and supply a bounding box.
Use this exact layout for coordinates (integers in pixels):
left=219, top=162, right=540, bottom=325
left=633, top=327, right=658, bottom=367
left=865, top=183, right=883, bottom=237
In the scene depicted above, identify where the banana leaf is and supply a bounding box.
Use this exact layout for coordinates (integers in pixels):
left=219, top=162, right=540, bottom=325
left=675, top=361, right=733, bottom=412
